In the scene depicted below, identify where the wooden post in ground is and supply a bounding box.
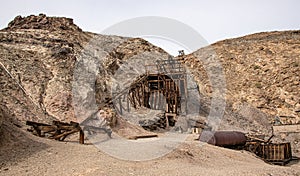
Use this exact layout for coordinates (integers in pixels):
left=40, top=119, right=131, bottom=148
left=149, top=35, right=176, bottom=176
left=79, top=130, right=84, bottom=144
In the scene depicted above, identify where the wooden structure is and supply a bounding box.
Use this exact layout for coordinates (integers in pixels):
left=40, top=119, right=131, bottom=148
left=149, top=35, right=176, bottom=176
left=112, top=58, right=188, bottom=120
left=256, top=143, right=293, bottom=165
left=111, top=58, right=188, bottom=129
left=245, top=135, right=294, bottom=165
left=26, top=120, right=84, bottom=144
left=273, top=124, right=300, bottom=133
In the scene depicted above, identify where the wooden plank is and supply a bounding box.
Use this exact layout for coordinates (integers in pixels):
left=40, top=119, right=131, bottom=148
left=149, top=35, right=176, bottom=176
left=273, top=124, right=300, bottom=133
left=113, top=99, right=121, bottom=114
left=165, top=114, right=169, bottom=128
left=137, top=85, right=142, bottom=107
left=157, top=90, right=161, bottom=110
left=153, top=91, right=157, bottom=110
left=127, top=94, right=130, bottom=112
left=183, top=77, right=188, bottom=114
left=26, top=120, right=51, bottom=127
left=79, top=130, right=84, bottom=144
left=147, top=80, right=164, bottom=82
left=128, top=134, right=158, bottom=140
left=150, top=91, right=154, bottom=109
left=51, top=128, right=80, bottom=141
left=38, top=125, right=57, bottom=133
left=142, top=81, right=146, bottom=107
left=131, top=91, right=136, bottom=108
left=118, top=97, right=123, bottom=115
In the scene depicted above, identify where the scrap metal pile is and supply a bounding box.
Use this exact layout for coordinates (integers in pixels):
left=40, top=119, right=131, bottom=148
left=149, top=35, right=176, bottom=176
left=199, top=130, right=296, bottom=165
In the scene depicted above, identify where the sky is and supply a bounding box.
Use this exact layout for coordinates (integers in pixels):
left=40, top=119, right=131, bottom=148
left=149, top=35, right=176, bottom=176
left=1, top=0, right=299, bottom=55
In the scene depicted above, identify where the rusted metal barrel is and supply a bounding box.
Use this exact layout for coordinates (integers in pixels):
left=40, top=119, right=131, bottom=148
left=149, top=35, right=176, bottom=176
left=199, top=131, right=247, bottom=147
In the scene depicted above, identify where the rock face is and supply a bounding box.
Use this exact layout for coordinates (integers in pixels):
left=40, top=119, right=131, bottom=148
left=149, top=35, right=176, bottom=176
left=5, top=14, right=82, bottom=32
left=0, top=14, right=168, bottom=124
left=180, top=31, right=300, bottom=125
left=0, top=107, right=3, bottom=129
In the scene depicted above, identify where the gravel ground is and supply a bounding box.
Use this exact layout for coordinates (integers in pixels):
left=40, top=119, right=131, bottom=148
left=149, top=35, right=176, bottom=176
left=0, top=124, right=299, bottom=176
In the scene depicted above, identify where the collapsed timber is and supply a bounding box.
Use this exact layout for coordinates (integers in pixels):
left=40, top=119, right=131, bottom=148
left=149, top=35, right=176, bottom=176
left=26, top=120, right=85, bottom=144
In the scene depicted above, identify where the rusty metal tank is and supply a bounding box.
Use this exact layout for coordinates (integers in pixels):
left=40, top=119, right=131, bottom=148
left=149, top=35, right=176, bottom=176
left=199, top=131, right=247, bottom=147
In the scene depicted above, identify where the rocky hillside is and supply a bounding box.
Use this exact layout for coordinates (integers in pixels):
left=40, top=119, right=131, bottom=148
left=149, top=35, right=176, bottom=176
left=180, top=31, right=300, bottom=125
left=0, top=14, right=299, bottom=134
left=0, top=14, right=168, bottom=124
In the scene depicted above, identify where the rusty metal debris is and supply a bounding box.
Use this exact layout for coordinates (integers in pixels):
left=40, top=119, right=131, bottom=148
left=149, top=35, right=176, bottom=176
left=198, top=130, right=295, bottom=165
left=199, top=131, right=247, bottom=148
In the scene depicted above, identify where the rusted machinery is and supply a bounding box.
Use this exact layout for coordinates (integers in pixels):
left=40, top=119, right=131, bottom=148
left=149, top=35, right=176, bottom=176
left=26, top=120, right=85, bottom=144
left=199, top=131, right=247, bottom=148
left=199, top=131, right=294, bottom=165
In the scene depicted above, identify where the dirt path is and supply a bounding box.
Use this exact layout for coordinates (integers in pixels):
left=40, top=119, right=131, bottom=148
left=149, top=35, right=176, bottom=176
left=0, top=125, right=299, bottom=176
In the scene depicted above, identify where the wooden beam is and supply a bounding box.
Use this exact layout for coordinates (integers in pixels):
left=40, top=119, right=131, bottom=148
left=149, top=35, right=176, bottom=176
left=273, top=124, right=300, bottom=133
left=150, top=91, right=154, bottom=109
left=157, top=90, right=161, bottom=110
left=79, top=130, right=84, bottom=144
left=118, top=96, right=123, bottom=115
left=127, top=94, right=130, bottom=112
left=153, top=91, right=157, bottom=110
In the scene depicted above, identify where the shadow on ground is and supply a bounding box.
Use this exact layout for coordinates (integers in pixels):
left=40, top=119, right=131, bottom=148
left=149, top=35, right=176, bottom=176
left=0, top=121, right=49, bottom=169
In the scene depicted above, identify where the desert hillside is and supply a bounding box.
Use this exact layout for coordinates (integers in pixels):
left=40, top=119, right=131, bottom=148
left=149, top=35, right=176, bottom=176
left=180, top=31, right=300, bottom=125
left=0, top=14, right=299, bottom=176
left=0, top=14, right=278, bottom=135
left=0, top=14, right=168, bottom=124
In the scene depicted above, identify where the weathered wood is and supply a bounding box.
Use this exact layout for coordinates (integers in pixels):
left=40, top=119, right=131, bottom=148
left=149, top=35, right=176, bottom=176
left=126, top=95, right=130, bottom=112
left=51, top=128, right=80, bottom=141
left=26, top=120, right=51, bottom=127
left=118, top=96, right=123, bottom=115
left=79, top=130, right=84, bottom=144
left=26, top=121, right=53, bottom=136
left=111, top=60, right=188, bottom=132
left=256, top=142, right=292, bottom=165
left=157, top=90, right=161, bottom=110
left=128, top=134, right=158, bottom=140
left=273, top=124, right=300, bottom=133
left=38, top=125, right=57, bottom=133
left=153, top=91, right=157, bottom=110
left=26, top=120, right=84, bottom=144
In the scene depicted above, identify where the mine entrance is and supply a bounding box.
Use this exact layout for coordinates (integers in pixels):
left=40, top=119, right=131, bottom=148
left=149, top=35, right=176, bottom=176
left=112, top=58, right=188, bottom=129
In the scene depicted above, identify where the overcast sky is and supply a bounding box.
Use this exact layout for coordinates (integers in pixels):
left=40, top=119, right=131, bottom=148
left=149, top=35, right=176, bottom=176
left=1, top=0, right=299, bottom=55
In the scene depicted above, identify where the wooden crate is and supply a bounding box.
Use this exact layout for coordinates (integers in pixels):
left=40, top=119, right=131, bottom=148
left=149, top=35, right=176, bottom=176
left=257, top=143, right=292, bottom=165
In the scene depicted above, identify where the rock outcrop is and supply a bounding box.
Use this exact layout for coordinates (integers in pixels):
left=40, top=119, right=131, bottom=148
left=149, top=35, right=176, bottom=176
left=0, top=14, right=169, bottom=124
left=5, top=14, right=82, bottom=32
left=180, top=31, right=300, bottom=125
